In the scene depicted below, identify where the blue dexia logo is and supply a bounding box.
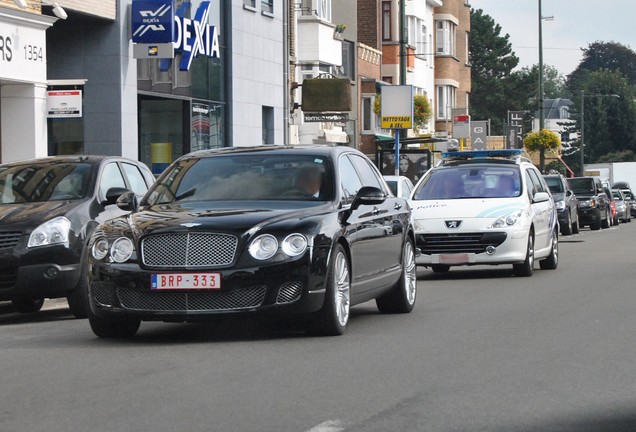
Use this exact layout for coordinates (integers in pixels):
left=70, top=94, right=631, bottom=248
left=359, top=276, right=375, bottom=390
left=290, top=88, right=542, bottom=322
left=132, top=0, right=220, bottom=71
left=174, top=0, right=220, bottom=70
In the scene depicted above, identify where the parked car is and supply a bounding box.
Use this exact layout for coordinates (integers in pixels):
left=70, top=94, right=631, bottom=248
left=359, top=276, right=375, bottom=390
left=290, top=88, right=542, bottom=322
left=383, top=175, right=415, bottom=199
left=86, top=145, right=416, bottom=338
left=543, top=174, right=579, bottom=235
left=0, top=156, right=155, bottom=317
left=568, top=176, right=611, bottom=230
left=612, top=188, right=631, bottom=223
left=613, top=183, right=636, bottom=217
left=409, top=149, right=558, bottom=277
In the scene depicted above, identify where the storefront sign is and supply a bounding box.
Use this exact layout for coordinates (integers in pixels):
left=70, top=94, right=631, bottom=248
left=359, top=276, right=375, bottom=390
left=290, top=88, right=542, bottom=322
left=131, top=0, right=220, bottom=70
left=0, top=20, right=48, bottom=83
left=46, top=90, right=82, bottom=118
left=132, top=0, right=174, bottom=43
left=174, top=1, right=220, bottom=70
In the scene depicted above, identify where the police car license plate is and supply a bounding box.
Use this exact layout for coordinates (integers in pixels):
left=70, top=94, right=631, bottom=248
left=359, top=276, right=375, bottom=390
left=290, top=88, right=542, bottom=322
left=151, top=273, right=221, bottom=290
left=439, top=253, right=470, bottom=264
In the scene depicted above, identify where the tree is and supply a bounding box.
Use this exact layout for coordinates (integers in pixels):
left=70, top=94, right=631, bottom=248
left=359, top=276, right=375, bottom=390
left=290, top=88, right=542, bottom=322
left=568, top=41, right=636, bottom=89
left=469, top=9, right=519, bottom=134
left=570, top=69, right=636, bottom=163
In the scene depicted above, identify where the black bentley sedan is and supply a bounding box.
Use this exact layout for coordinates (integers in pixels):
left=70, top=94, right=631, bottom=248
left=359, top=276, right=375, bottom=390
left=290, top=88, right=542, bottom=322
left=0, top=156, right=155, bottom=317
left=87, top=145, right=416, bottom=337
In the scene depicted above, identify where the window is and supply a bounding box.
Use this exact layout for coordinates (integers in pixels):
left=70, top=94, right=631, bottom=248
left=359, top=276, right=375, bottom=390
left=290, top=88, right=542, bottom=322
left=122, top=163, right=150, bottom=196
left=339, top=156, right=363, bottom=204
left=261, top=0, right=273, bottom=14
left=99, top=163, right=127, bottom=200
left=436, top=85, right=456, bottom=120
left=243, top=0, right=256, bottom=8
left=316, top=0, right=330, bottom=20
left=382, top=1, right=391, bottom=41
left=436, top=20, right=456, bottom=56
left=362, top=97, right=373, bottom=132
left=340, top=41, right=355, bottom=80
left=262, top=106, right=274, bottom=145
left=407, top=16, right=427, bottom=59
left=348, top=154, right=384, bottom=190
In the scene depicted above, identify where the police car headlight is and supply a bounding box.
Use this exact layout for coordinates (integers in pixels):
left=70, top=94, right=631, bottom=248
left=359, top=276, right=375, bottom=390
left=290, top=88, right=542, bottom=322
left=488, top=210, right=523, bottom=229
left=413, top=219, right=427, bottom=232
left=555, top=200, right=565, bottom=210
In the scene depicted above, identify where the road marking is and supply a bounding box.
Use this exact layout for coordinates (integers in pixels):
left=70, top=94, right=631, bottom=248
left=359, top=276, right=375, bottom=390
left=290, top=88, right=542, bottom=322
left=305, top=420, right=346, bottom=432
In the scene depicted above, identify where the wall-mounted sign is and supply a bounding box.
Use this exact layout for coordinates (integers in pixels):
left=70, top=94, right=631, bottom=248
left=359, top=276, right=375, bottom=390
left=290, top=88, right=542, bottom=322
left=0, top=20, right=49, bottom=83
left=132, top=0, right=174, bottom=43
left=304, top=113, right=349, bottom=122
left=46, top=90, right=82, bottom=118
left=131, top=0, right=220, bottom=71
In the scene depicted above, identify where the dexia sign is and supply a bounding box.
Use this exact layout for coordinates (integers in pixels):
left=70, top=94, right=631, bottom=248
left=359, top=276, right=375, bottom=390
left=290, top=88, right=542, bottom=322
left=132, top=0, right=220, bottom=71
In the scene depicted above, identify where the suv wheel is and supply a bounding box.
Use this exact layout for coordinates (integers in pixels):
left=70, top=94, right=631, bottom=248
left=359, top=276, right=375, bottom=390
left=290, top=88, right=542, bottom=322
left=561, top=211, right=572, bottom=235
left=601, top=207, right=611, bottom=229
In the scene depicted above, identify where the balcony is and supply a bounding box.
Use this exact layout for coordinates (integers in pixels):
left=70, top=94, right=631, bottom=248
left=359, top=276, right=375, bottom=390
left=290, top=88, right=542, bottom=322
left=297, top=18, right=342, bottom=66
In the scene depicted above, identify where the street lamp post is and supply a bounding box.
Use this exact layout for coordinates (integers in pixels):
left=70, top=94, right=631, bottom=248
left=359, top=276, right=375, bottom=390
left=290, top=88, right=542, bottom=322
left=579, top=91, right=620, bottom=176
left=537, top=0, right=553, bottom=172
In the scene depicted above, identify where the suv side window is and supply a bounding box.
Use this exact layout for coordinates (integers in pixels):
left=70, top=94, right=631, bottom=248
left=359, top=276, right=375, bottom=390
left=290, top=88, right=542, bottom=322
left=122, top=162, right=150, bottom=196
left=99, top=162, right=127, bottom=200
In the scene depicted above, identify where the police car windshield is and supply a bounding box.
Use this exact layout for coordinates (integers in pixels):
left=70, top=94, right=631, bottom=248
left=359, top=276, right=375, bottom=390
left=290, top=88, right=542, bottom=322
left=414, top=166, right=521, bottom=200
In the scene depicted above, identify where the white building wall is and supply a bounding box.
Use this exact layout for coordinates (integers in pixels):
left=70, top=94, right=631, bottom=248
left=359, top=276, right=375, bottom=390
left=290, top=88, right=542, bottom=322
left=231, top=0, right=285, bottom=146
left=405, top=0, right=436, bottom=133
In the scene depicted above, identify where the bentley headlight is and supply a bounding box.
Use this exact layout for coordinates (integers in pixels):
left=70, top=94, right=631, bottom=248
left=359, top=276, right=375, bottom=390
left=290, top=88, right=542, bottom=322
left=92, top=238, right=109, bottom=260
left=249, top=234, right=278, bottom=260
left=28, top=216, right=71, bottom=248
left=488, top=209, right=523, bottom=229
left=282, top=234, right=307, bottom=257
left=110, top=237, right=134, bottom=263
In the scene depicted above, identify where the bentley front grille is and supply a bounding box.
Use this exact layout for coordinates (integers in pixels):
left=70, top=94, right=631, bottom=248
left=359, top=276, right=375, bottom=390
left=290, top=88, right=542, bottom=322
left=116, top=286, right=267, bottom=312
left=141, top=233, right=238, bottom=268
left=417, top=232, right=507, bottom=255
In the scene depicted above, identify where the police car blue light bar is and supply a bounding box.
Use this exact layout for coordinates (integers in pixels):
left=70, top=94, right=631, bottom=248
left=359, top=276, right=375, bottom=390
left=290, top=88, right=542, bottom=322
left=441, top=149, right=525, bottom=160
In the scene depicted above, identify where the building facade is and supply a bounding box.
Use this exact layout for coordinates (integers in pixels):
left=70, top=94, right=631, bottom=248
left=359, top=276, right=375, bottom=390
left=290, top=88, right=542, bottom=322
left=0, top=0, right=285, bottom=170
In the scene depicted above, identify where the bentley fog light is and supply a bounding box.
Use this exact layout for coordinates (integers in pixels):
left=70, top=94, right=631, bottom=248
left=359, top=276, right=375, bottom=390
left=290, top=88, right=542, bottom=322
left=110, top=237, right=134, bottom=263
left=249, top=234, right=278, bottom=260
left=282, top=234, right=307, bottom=257
left=28, top=216, right=71, bottom=248
left=92, top=238, right=109, bottom=260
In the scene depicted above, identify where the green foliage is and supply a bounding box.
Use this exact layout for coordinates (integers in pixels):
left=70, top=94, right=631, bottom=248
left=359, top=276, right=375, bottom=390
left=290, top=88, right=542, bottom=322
left=545, top=160, right=566, bottom=175
left=568, top=41, right=636, bottom=89
left=524, top=129, right=560, bottom=152
left=597, top=150, right=636, bottom=163
left=413, top=95, right=432, bottom=129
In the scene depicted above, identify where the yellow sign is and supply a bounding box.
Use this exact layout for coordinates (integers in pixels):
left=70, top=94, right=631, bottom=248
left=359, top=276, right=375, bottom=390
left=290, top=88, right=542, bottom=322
left=381, top=116, right=413, bottom=129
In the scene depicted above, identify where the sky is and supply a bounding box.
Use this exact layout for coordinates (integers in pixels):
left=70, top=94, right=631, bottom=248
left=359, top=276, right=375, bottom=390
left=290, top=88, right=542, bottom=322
left=469, top=0, right=636, bottom=77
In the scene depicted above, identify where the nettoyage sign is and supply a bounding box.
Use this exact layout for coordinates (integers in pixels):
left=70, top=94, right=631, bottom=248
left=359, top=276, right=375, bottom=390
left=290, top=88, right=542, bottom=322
left=131, top=0, right=220, bottom=70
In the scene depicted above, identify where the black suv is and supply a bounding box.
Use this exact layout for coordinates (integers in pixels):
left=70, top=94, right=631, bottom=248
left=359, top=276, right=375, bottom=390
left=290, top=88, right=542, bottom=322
left=568, top=176, right=611, bottom=230
left=543, top=174, right=579, bottom=235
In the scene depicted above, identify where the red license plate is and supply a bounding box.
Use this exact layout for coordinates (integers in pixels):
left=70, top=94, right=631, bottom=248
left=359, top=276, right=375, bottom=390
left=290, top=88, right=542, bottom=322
left=151, top=273, right=221, bottom=290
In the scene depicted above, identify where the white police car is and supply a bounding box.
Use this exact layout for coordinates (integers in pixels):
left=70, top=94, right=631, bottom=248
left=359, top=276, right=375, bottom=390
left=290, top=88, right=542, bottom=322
left=409, top=149, right=558, bottom=276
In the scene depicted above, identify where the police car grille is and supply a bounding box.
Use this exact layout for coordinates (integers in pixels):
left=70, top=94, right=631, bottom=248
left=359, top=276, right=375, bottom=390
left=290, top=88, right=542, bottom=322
left=116, top=286, right=267, bottom=312
left=141, top=233, right=238, bottom=268
left=417, top=232, right=507, bottom=254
